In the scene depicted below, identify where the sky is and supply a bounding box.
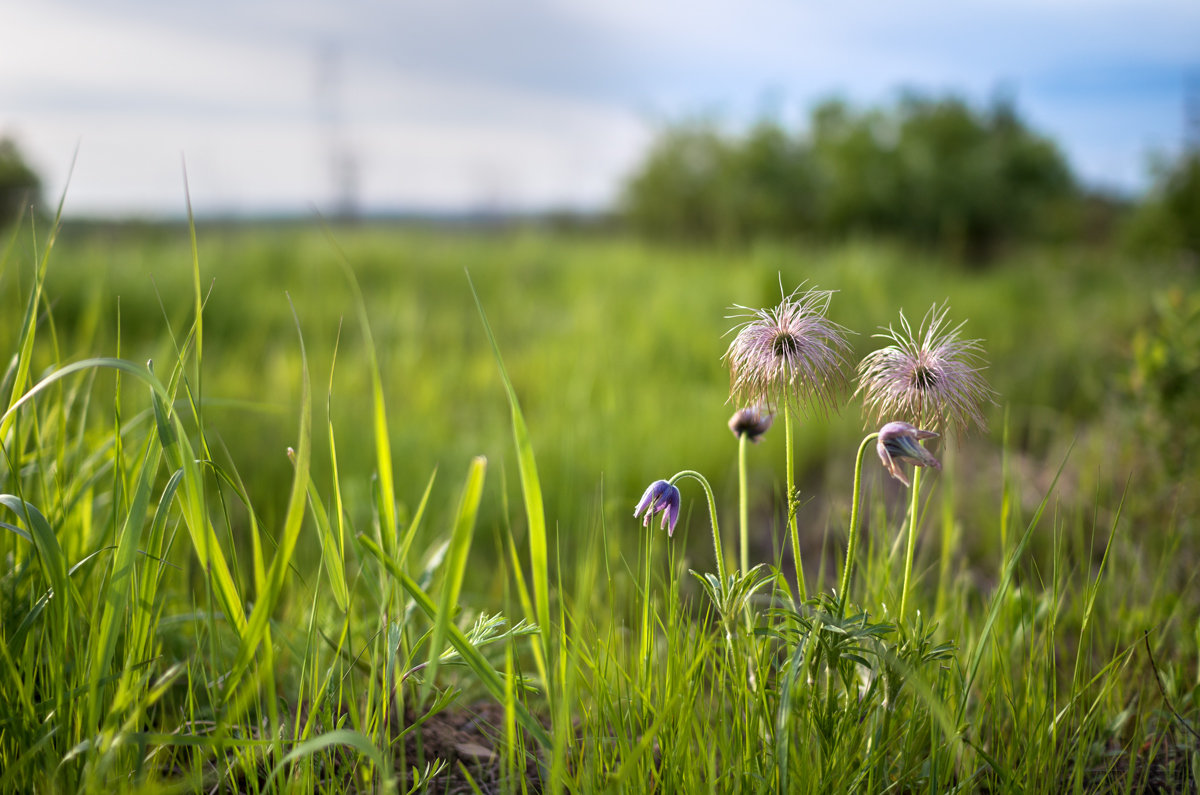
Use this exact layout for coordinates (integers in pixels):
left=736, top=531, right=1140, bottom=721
left=2, top=0, right=1198, bottom=218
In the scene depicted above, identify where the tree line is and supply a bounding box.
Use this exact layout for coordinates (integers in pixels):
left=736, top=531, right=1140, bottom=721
left=620, top=92, right=1197, bottom=262
left=3, top=94, right=1198, bottom=261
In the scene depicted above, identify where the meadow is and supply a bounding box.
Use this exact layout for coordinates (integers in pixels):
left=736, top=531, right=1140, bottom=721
left=1, top=213, right=1197, bottom=793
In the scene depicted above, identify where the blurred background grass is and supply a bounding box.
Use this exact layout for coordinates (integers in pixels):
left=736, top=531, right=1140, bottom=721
left=6, top=221, right=1193, bottom=605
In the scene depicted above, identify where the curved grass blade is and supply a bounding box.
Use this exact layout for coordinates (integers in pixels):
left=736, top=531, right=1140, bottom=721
left=357, top=533, right=551, bottom=749
left=466, top=271, right=550, bottom=688
left=265, top=728, right=389, bottom=792
left=0, top=495, right=71, bottom=622
left=2, top=357, right=248, bottom=637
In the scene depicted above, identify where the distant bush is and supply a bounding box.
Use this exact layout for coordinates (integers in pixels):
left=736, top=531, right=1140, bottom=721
left=621, top=92, right=1078, bottom=260
left=1123, top=149, right=1200, bottom=257
left=0, top=136, right=41, bottom=228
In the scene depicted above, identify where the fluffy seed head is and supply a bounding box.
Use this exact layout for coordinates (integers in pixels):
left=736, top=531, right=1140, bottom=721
left=856, top=303, right=995, bottom=436
left=724, top=285, right=852, bottom=415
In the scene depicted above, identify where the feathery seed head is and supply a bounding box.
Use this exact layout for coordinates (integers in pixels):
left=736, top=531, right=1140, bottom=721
left=856, top=303, right=995, bottom=436
left=724, top=285, right=852, bottom=415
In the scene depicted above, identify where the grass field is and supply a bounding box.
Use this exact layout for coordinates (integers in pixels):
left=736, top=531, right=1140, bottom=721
left=1, top=214, right=1197, bottom=792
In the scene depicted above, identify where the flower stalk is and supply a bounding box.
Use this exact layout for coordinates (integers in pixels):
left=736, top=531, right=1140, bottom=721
left=738, top=432, right=749, bottom=573
left=899, top=466, right=923, bottom=622
left=666, top=470, right=727, bottom=586
left=729, top=405, right=773, bottom=574
left=839, top=431, right=879, bottom=618
left=784, top=405, right=806, bottom=600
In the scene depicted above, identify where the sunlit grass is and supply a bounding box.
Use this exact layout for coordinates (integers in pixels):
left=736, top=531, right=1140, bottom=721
left=0, top=214, right=1196, bottom=792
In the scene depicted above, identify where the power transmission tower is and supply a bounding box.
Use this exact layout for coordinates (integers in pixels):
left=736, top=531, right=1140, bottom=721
left=315, top=42, right=360, bottom=221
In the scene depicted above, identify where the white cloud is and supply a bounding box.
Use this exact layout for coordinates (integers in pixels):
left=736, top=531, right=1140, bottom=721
left=2, top=0, right=1195, bottom=214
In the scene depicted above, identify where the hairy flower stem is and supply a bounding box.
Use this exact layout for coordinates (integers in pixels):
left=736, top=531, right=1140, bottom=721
left=898, top=466, right=923, bottom=623
left=738, top=433, right=749, bottom=573
left=667, top=470, right=727, bottom=587
left=839, top=432, right=879, bottom=618
left=784, top=406, right=807, bottom=601
left=640, top=512, right=654, bottom=676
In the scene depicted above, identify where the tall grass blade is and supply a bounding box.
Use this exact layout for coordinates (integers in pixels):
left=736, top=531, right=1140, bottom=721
left=226, top=299, right=314, bottom=703
left=398, top=468, right=439, bottom=572
left=466, top=272, right=550, bottom=685
left=297, top=461, right=350, bottom=612
left=2, top=357, right=248, bottom=637
left=326, top=231, right=398, bottom=562
left=0, top=150, right=70, bottom=442
left=957, top=444, right=1073, bottom=723
left=357, top=533, right=552, bottom=749
left=84, top=433, right=162, bottom=733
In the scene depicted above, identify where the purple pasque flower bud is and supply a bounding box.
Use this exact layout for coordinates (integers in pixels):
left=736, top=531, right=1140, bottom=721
left=728, top=405, right=775, bottom=443
left=633, top=479, right=682, bottom=537
left=876, top=421, right=942, bottom=487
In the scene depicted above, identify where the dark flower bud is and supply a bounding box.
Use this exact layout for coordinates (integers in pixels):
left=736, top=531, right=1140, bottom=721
left=728, top=406, right=775, bottom=443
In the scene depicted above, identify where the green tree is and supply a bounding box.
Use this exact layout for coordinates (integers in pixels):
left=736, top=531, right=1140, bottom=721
left=621, top=91, right=1079, bottom=259
left=0, top=136, right=42, bottom=228
left=1122, top=149, right=1200, bottom=256
left=808, top=99, right=902, bottom=236
left=620, top=123, right=732, bottom=242
left=890, top=94, right=1075, bottom=259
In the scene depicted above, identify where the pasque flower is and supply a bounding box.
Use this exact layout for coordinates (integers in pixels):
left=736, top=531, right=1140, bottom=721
left=725, top=284, right=852, bottom=414
left=876, top=421, right=942, bottom=487
left=728, top=405, right=775, bottom=443
left=856, top=303, right=994, bottom=436
left=633, top=480, right=682, bottom=536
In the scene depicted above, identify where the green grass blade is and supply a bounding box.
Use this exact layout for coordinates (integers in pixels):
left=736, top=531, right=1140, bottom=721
left=226, top=299, right=314, bottom=703
left=466, top=272, right=550, bottom=680
left=299, top=463, right=350, bottom=612
left=0, top=496, right=71, bottom=627
left=957, top=444, right=1073, bottom=723
left=84, top=433, right=162, bottom=733
left=125, top=468, right=186, bottom=666
left=357, top=533, right=551, bottom=749
left=0, top=154, right=69, bottom=442
left=421, top=456, right=486, bottom=705
left=265, top=728, right=389, bottom=791
left=327, top=232, right=398, bottom=563
left=398, top=467, right=438, bottom=573
left=321, top=323, right=350, bottom=610
left=2, top=357, right=248, bottom=638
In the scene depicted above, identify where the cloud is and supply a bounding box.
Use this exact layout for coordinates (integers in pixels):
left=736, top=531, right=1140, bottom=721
left=3, top=0, right=1196, bottom=214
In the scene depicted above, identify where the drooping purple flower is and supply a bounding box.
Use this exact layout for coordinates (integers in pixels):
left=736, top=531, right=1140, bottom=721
left=728, top=405, right=775, bottom=443
left=856, top=303, right=995, bottom=436
left=633, top=479, right=682, bottom=536
left=724, top=284, right=852, bottom=415
left=876, top=421, right=942, bottom=487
